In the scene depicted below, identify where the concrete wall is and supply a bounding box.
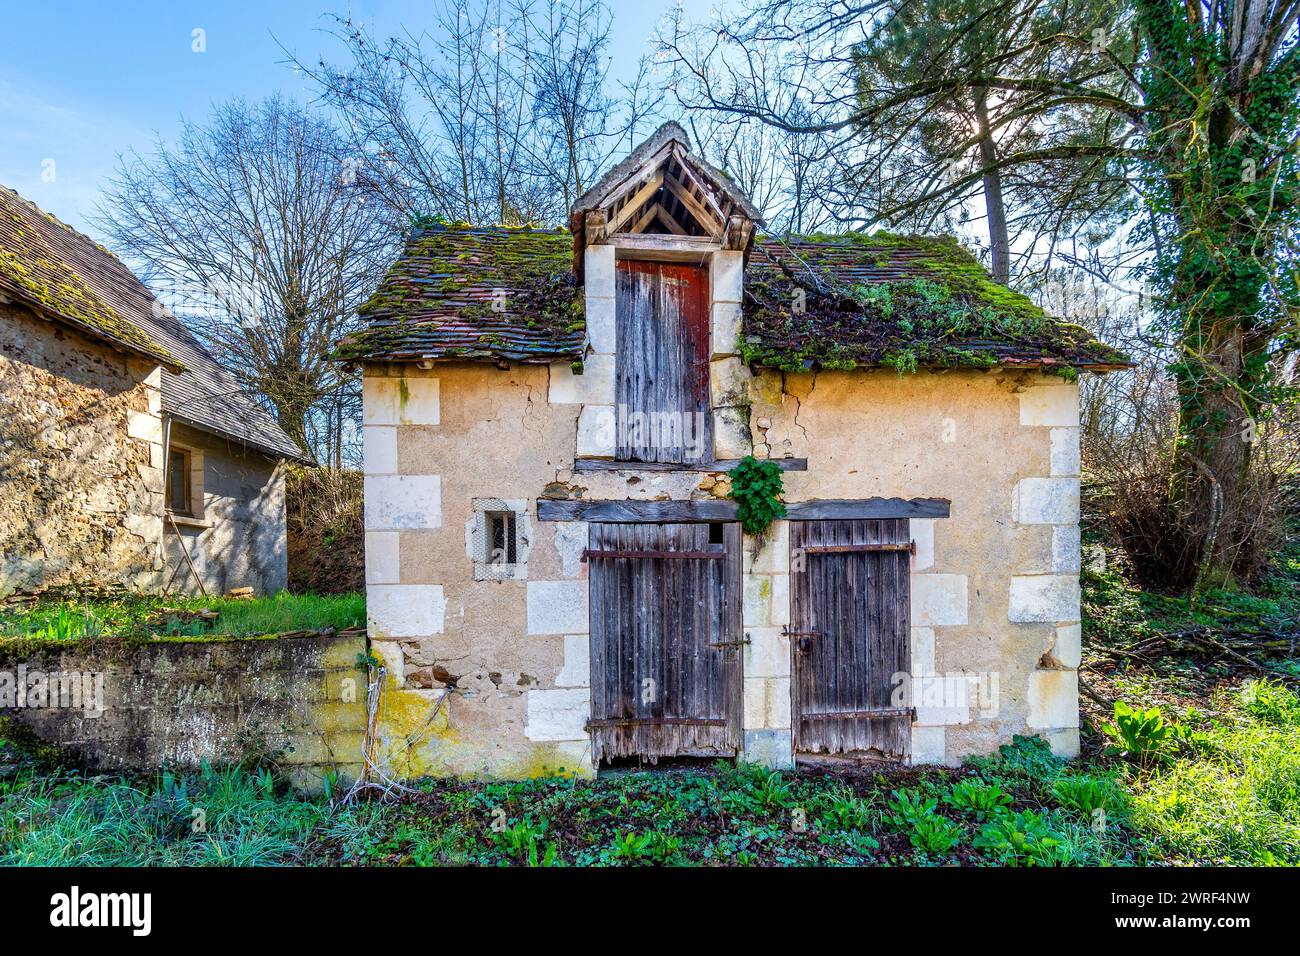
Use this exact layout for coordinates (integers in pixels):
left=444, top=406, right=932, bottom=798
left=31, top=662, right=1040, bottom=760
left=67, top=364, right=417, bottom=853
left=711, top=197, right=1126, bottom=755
left=0, top=300, right=165, bottom=598
left=0, top=631, right=367, bottom=791
left=163, top=421, right=288, bottom=597
left=361, top=245, right=1082, bottom=779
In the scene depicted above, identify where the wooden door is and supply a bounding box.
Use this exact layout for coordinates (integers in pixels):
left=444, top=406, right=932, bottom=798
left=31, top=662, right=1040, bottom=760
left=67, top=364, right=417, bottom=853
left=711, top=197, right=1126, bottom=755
left=614, top=260, right=710, bottom=464
left=587, top=521, right=742, bottom=764
left=790, top=519, right=912, bottom=761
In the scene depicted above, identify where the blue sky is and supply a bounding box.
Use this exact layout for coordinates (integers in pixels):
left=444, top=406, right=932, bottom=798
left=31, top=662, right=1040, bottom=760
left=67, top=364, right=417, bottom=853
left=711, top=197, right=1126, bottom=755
left=0, top=0, right=709, bottom=240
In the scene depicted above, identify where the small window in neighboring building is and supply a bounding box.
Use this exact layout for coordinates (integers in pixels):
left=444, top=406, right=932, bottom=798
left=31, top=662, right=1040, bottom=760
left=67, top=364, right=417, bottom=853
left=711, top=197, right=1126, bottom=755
left=168, top=448, right=192, bottom=515
left=487, top=511, right=518, bottom=565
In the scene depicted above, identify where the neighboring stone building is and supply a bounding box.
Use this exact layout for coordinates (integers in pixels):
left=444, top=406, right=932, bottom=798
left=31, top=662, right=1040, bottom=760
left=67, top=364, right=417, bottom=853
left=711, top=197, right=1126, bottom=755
left=0, top=185, right=304, bottom=599
left=340, top=123, right=1128, bottom=779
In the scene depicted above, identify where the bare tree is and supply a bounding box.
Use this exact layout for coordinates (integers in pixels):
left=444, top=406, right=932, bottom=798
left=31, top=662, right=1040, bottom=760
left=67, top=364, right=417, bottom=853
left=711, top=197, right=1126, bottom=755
left=96, top=96, right=394, bottom=464
left=289, top=0, right=655, bottom=225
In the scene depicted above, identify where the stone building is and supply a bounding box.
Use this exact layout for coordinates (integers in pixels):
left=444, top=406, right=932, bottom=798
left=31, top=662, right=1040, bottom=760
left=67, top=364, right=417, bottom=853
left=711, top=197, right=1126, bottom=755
left=340, top=123, right=1128, bottom=778
left=0, top=185, right=304, bottom=599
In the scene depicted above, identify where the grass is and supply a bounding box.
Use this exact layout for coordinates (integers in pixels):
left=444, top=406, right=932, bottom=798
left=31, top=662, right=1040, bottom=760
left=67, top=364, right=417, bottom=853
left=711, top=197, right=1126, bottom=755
left=0, top=542, right=1295, bottom=866
left=2, top=678, right=1295, bottom=866
left=0, top=592, right=365, bottom=643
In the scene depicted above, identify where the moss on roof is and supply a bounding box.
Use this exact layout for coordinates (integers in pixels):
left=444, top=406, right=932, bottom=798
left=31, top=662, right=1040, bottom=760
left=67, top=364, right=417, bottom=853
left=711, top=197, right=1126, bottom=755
left=340, top=224, right=1128, bottom=373
left=742, top=232, right=1130, bottom=374
left=0, top=189, right=179, bottom=368
left=337, top=223, right=583, bottom=363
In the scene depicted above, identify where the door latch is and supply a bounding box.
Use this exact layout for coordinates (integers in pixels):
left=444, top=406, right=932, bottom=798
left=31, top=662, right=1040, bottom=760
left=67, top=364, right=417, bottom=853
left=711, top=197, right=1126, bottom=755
left=708, top=634, right=751, bottom=650
left=783, top=626, right=822, bottom=653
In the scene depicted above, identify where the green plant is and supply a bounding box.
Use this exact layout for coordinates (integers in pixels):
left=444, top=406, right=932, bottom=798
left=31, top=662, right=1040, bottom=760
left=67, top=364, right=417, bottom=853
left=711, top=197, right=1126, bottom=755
left=943, top=779, right=1012, bottom=821
left=1104, top=701, right=1181, bottom=763
left=727, top=456, right=787, bottom=535
left=1239, top=680, right=1300, bottom=726
left=885, top=788, right=938, bottom=829
left=1051, top=774, right=1128, bottom=821
left=608, top=830, right=655, bottom=863
left=974, top=811, right=1066, bottom=866
left=909, top=813, right=961, bottom=853
left=818, top=784, right=875, bottom=830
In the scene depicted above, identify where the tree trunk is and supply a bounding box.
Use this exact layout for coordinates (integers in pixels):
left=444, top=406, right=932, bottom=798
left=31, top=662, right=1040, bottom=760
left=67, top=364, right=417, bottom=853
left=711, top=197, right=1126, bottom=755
left=973, top=88, right=1010, bottom=284
left=1171, top=317, right=1254, bottom=591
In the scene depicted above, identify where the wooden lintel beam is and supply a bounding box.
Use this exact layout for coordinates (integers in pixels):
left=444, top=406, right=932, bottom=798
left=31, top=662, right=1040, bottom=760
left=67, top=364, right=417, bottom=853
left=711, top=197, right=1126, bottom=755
left=536, top=495, right=950, bottom=522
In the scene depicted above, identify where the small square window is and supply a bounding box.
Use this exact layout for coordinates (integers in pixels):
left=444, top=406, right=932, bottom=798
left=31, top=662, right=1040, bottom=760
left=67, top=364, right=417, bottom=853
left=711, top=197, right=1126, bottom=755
left=471, top=500, right=530, bottom=581
left=167, top=448, right=192, bottom=515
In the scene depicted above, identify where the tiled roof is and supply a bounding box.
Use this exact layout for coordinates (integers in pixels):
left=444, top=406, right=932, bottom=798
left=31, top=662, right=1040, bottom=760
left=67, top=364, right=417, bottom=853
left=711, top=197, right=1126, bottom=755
left=742, top=234, right=1131, bottom=372
left=0, top=186, right=179, bottom=368
left=341, top=225, right=1128, bottom=372
left=129, top=306, right=308, bottom=462
left=1, top=185, right=304, bottom=461
left=337, top=225, right=583, bottom=364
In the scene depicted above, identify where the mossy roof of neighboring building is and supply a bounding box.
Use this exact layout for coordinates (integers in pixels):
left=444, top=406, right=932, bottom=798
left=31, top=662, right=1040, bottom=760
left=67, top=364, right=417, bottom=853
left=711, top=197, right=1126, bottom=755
left=0, top=185, right=304, bottom=462
left=0, top=186, right=181, bottom=370
left=339, top=224, right=1129, bottom=373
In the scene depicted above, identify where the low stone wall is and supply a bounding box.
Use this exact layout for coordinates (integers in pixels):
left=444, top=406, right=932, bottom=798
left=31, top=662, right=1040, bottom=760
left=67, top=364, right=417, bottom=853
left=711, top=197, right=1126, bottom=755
left=0, top=631, right=368, bottom=791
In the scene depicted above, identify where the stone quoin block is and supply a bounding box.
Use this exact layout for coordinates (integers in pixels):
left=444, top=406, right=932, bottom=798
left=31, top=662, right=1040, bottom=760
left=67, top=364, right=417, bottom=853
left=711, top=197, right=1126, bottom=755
left=911, top=726, right=946, bottom=765
left=363, top=475, right=442, bottom=530
left=367, top=584, right=447, bottom=638
left=1009, top=574, right=1080, bottom=623
left=584, top=244, right=617, bottom=300
left=548, top=354, right=615, bottom=405
left=364, top=376, right=440, bottom=426
left=363, top=425, right=397, bottom=476
left=555, top=634, right=591, bottom=688
left=1027, top=669, right=1079, bottom=729
left=910, top=518, right=935, bottom=571
left=743, top=728, right=794, bottom=769
left=744, top=676, right=791, bottom=730
left=910, top=574, right=969, bottom=626
left=525, top=687, right=591, bottom=741
left=1052, top=623, right=1082, bottom=670
left=710, top=302, right=742, bottom=358
left=710, top=356, right=751, bottom=408
left=584, top=295, right=616, bottom=355
left=713, top=406, right=752, bottom=459
left=126, top=410, right=162, bottom=443
left=527, top=580, right=589, bottom=635
left=1045, top=728, right=1081, bottom=758
left=744, top=626, right=791, bottom=679
left=370, top=639, right=406, bottom=681
left=1018, top=383, right=1080, bottom=427
left=910, top=626, right=936, bottom=675
left=1014, top=477, right=1080, bottom=525
left=768, top=573, right=790, bottom=627
left=710, top=250, right=744, bottom=303
left=746, top=521, right=790, bottom=574
left=576, top=405, right=615, bottom=458
left=364, top=531, right=400, bottom=585
left=911, top=672, right=972, bottom=726
left=1050, top=426, right=1081, bottom=476
left=743, top=574, right=773, bottom=626
left=1052, top=524, right=1082, bottom=573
